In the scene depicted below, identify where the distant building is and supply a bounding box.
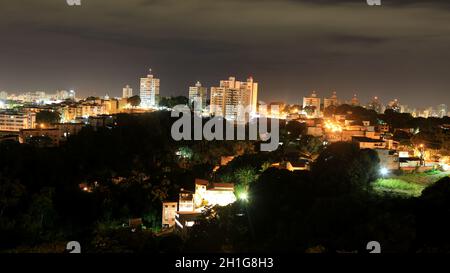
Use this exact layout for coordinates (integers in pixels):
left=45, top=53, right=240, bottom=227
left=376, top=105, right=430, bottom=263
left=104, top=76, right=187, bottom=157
left=352, top=136, right=398, bottom=150
left=437, top=104, right=448, bottom=118
left=19, top=128, right=61, bottom=147
left=303, top=91, right=321, bottom=118
left=387, top=99, right=401, bottom=112
left=122, top=85, right=133, bottom=99
left=140, top=69, right=160, bottom=108
left=350, top=94, right=360, bottom=107
left=188, top=81, right=208, bottom=114
left=367, top=96, right=383, bottom=113
left=210, top=76, right=258, bottom=122
left=323, top=91, right=339, bottom=109
left=56, top=90, right=70, bottom=100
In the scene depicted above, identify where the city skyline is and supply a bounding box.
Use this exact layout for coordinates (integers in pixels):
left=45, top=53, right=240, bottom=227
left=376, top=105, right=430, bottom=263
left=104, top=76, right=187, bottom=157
left=0, top=1, right=449, bottom=108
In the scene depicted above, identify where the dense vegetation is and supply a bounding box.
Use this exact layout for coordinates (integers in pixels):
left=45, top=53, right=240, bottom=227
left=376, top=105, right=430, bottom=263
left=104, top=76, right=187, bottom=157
left=0, top=108, right=449, bottom=253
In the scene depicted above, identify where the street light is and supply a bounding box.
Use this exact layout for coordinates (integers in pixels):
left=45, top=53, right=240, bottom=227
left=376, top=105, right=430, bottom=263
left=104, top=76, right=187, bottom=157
left=238, top=192, right=249, bottom=202
left=380, top=167, right=389, bottom=177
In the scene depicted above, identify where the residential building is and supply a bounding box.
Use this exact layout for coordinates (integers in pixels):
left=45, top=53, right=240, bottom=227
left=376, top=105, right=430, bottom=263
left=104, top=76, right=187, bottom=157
left=0, top=91, right=8, bottom=100
left=367, top=96, right=383, bottom=113
left=210, top=76, right=258, bottom=122
left=0, top=111, right=36, bottom=132
left=323, top=91, right=339, bottom=109
left=303, top=91, right=321, bottom=118
left=387, top=99, right=401, bottom=112
left=437, top=104, right=448, bottom=118
left=122, top=85, right=133, bottom=99
left=162, top=201, right=178, bottom=228
left=164, top=179, right=236, bottom=229
left=19, top=128, right=61, bottom=147
left=350, top=94, right=360, bottom=106
left=376, top=149, right=399, bottom=170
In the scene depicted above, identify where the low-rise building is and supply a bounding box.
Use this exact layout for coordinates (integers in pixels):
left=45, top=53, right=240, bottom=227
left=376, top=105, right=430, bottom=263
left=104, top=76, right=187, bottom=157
left=0, top=111, right=36, bottom=132
left=163, top=179, right=236, bottom=229
left=19, top=128, right=60, bottom=147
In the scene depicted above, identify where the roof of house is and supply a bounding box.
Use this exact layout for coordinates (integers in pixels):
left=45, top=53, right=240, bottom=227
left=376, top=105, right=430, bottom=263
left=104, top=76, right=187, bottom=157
left=195, top=178, right=209, bottom=186
left=211, top=183, right=234, bottom=190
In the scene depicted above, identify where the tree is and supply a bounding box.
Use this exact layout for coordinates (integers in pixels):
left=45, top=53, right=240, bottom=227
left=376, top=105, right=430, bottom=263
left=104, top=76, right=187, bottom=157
left=416, top=177, right=450, bottom=252
left=303, top=106, right=316, bottom=116
left=299, top=135, right=323, bottom=159
left=36, top=110, right=61, bottom=125
left=311, top=142, right=380, bottom=197
left=159, top=96, right=188, bottom=108
left=128, top=95, right=141, bottom=108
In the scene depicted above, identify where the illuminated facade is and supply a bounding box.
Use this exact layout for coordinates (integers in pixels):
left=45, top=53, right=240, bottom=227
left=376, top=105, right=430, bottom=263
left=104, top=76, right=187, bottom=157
left=0, top=111, right=36, bottom=132
left=302, top=91, right=321, bottom=118
left=140, top=70, right=160, bottom=108
left=350, top=94, right=360, bottom=106
left=162, top=202, right=178, bottom=228
left=210, top=76, right=258, bottom=122
left=323, top=91, right=339, bottom=109
left=122, top=85, right=133, bottom=99
left=368, top=96, right=383, bottom=113
left=188, top=81, right=208, bottom=114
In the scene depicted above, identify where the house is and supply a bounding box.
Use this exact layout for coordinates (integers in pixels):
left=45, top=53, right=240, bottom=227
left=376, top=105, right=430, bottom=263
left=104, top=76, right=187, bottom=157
left=162, top=201, right=178, bottom=229
left=376, top=149, right=399, bottom=170
left=352, top=136, right=397, bottom=149
left=163, top=179, right=236, bottom=229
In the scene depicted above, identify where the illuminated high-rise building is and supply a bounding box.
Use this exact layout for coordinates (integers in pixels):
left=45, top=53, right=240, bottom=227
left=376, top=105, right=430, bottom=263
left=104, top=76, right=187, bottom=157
left=350, top=94, right=360, bottom=106
left=69, top=90, right=76, bottom=100
left=189, top=81, right=208, bottom=114
left=367, top=96, right=383, bottom=113
left=140, top=69, right=160, bottom=108
left=0, top=111, right=36, bottom=132
left=122, top=85, right=133, bottom=99
left=0, top=91, right=8, bottom=100
left=323, top=91, right=339, bottom=109
left=210, top=76, right=258, bottom=122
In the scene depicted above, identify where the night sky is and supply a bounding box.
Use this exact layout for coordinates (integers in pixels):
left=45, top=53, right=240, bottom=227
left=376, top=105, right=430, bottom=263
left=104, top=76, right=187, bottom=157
left=1, top=0, right=449, bottom=108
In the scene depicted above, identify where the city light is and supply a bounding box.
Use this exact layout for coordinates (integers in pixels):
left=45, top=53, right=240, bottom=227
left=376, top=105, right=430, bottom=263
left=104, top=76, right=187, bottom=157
left=324, top=120, right=343, bottom=133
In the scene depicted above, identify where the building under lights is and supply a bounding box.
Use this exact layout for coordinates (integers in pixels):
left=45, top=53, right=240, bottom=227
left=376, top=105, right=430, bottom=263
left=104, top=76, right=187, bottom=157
left=367, top=96, right=383, bottom=113
left=323, top=91, right=339, bottom=109
left=162, top=179, right=236, bottom=229
left=122, top=85, right=133, bottom=99
left=210, top=76, right=258, bottom=123
left=350, top=94, right=360, bottom=106
left=140, top=69, right=160, bottom=108
left=302, top=91, right=321, bottom=118
left=0, top=111, right=36, bottom=132
left=188, top=81, right=208, bottom=114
